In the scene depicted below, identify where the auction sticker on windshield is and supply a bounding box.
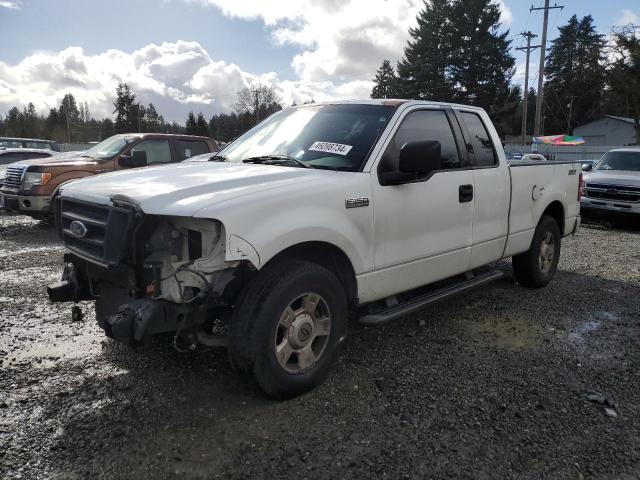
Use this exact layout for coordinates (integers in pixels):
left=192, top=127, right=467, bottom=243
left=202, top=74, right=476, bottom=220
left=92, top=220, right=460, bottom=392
left=309, top=141, right=353, bottom=156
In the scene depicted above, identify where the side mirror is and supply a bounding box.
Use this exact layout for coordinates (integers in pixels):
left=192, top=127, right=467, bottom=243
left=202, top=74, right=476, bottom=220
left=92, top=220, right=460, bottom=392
left=581, top=163, right=593, bottom=172
left=120, top=150, right=147, bottom=168
left=399, top=140, right=441, bottom=174
left=379, top=140, right=442, bottom=186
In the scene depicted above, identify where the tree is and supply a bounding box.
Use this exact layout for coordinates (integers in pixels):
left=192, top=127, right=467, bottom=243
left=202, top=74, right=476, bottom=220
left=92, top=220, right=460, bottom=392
left=22, top=103, right=40, bottom=138
left=543, top=15, right=606, bottom=134
left=371, top=60, right=398, bottom=99
left=606, top=26, right=640, bottom=143
left=58, top=93, right=80, bottom=142
left=234, top=84, right=281, bottom=124
left=4, top=107, right=20, bottom=136
left=185, top=111, right=197, bottom=135
left=113, top=83, right=137, bottom=133
left=396, top=0, right=515, bottom=133
left=195, top=113, right=209, bottom=137
left=144, top=103, right=166, bottom=132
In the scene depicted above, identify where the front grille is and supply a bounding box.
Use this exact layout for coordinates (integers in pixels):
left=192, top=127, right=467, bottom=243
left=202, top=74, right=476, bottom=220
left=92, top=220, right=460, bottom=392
left=2, top=165, right=26, bottom=191
left=57, top=197, right=137, bottom=267
left=585, top=183, right=640, bottom=203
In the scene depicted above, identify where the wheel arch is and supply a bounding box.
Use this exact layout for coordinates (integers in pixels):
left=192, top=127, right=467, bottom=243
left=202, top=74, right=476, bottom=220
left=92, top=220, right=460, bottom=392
left=262, top=241, right=358, bottom=307
left=541, top=200, right=565, bottom=235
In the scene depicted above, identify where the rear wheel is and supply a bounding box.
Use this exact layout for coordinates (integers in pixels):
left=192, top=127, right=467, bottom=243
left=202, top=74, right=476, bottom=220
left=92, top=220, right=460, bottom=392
left=512, top=215, right=561, bottom=288
left=228, top=260, right=347, bottom=399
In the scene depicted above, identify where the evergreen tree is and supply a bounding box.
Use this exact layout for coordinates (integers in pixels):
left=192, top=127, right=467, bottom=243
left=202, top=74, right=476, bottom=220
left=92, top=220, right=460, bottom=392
left=543, top=15, right=606, bottom=134
left=606, top=26, right=640, bottom=143
left=144, top=103, right=164, bottom=132
left=185, top=111, right=197, bottom=135
left=22, top=103, right=39, bottom=138
left=113, top=83, right=136, bottom=133
left=4, top=107, right=20, bottom=136
left=371, top=60, right=398, bottom=99
left=58, top=93, right=80, bottom=141
left=396, top=0, right=455, bottom=100
left=195, top=113, right=209, bottom=137
left=396, top=0, right=514, bottom=132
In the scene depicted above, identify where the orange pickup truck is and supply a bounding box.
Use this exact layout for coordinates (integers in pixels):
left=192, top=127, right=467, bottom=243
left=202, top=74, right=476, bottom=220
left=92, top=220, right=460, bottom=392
left=0, top=133, right=218, bottom=220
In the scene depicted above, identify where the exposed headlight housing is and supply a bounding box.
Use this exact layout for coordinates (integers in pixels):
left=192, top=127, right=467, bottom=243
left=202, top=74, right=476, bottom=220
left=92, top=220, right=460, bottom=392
left=23, top=172, right=52, bottom=189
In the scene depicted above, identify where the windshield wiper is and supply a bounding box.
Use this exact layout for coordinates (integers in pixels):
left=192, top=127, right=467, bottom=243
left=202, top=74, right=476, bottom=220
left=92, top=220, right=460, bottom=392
left=243, top=155, right=310, bottom=169
left=208, top=154, right=227, bottom=162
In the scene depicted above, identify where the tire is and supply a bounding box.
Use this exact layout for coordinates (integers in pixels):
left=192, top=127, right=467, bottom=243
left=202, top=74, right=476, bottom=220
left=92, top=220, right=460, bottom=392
left=228, top=260, right=347, bottom=399
left=512, top=215, right=561, bottom=288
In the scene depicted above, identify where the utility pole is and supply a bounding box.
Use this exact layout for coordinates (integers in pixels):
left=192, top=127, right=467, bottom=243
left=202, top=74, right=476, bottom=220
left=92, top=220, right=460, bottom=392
left=531, top=1, right=564, bottom=137
left=516, top=31, right=539, bottom=145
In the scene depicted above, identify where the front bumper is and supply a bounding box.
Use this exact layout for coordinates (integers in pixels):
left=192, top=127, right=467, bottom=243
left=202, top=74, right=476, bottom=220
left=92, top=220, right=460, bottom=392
left=581, top=197, right=640, bottom=214
left=0, top=191, right=50, bottom=213
left=581, top=198, right=640, bottom=224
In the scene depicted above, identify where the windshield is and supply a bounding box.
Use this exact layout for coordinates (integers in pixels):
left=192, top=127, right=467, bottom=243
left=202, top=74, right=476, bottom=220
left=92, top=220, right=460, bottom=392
left=82, top=135, right=137, bottom=160
left=595, top=151, right=640, bottom=172
left=219, top=104, right=396, bottom=171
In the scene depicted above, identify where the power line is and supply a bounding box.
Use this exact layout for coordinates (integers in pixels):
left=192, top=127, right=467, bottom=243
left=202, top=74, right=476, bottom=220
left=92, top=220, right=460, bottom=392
left=530, top=1, right=564, bottom=137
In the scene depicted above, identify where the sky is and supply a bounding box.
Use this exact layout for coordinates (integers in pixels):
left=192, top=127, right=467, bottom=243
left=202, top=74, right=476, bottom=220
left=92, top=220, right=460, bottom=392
left=0, top=0, right=638, bottom=122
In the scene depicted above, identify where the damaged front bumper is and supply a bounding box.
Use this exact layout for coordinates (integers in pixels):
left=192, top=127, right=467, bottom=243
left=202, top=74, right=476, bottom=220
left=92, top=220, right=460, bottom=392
left=47, top=195, right=250, bottom=346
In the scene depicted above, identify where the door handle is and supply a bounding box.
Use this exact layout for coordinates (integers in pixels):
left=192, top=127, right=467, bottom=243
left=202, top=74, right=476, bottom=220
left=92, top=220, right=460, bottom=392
left=459, top=184, right=473, bottom=203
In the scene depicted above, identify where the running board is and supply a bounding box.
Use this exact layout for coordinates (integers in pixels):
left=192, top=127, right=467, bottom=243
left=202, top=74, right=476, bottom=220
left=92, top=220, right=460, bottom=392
left=359, top=269, right=504, bottom=325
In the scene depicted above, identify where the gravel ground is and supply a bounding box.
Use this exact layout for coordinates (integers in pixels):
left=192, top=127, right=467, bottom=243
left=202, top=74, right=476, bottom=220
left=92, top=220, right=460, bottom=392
left=1, top=214, right=639, bottom=479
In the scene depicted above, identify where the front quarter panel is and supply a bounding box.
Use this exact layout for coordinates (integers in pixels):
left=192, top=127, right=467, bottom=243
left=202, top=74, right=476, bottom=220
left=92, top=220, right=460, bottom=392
left=194, top=171, right=374, bottom=274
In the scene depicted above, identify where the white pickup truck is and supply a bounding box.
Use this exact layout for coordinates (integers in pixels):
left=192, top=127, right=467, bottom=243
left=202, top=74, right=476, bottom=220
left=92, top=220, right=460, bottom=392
left=47, top=100, right=581, bottom=398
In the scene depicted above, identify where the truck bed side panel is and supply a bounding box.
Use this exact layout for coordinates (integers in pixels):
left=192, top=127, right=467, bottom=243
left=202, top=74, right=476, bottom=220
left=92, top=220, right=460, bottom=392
left=503, top=163, right=580, bottom=258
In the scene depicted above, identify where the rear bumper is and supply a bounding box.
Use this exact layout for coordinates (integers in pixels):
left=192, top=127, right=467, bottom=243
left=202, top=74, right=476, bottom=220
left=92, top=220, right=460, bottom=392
left=0, top=192, right=50, bottom=213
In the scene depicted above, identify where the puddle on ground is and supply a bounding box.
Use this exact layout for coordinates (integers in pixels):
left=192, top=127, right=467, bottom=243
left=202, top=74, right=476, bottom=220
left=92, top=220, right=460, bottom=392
left=465, top=315, right=540, bottom=349
left=567, top=311, right=617, bottom=345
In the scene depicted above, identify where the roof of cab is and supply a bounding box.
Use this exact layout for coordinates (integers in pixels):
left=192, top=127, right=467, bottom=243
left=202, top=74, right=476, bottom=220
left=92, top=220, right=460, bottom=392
left=610, top=147, right=640, bottom=152
left=291, top=99, right=485, bottom=111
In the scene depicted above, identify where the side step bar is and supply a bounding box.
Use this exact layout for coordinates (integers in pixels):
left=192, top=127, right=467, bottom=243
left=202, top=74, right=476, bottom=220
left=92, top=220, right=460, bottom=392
left=359, top=269, right=504, bottom=325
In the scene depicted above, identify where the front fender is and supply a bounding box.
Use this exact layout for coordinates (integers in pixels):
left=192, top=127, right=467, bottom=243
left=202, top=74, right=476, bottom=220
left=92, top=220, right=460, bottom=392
left=195, top=176, right=374, bottom=274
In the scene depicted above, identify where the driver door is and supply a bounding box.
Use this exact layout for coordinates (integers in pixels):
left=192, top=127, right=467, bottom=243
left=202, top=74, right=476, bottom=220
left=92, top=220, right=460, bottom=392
left=367, top=108, right=474, bottom=298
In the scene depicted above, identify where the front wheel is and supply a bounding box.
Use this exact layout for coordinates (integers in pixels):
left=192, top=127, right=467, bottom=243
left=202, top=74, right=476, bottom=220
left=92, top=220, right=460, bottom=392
left=228, top=260, right=347, bottom=399
left=512, top=215, right=561, bottom=288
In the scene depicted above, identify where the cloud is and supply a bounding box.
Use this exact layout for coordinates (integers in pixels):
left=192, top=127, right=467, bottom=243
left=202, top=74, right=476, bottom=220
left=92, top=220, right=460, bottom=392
left=0, top=1, right=515, bottom=121
left=193, top=0, right=512, bottom=83
left=0, top=1, right=20, bottom=9
left=192, top=0, right=422, bottom=83
left=0, top=40, right=370, bottom=121
left=615, top=9, right=639, bottom=26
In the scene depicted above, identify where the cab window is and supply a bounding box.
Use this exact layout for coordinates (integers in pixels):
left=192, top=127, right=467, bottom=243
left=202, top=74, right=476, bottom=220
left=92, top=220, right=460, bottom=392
left=177, top=140, right=209, bottom=161
left=131, top=139, right=172, bottom=164
left=460, top=112, right=497, bottom=167
left=380, top=110, right=461, bottom=177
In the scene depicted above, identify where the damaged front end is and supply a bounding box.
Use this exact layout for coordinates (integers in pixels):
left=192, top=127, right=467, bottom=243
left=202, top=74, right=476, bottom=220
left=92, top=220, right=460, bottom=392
left=47, top=195, right=250, bottom=348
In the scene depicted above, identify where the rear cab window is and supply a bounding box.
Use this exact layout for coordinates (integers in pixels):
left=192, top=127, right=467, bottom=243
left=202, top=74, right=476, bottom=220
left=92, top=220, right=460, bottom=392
left=177, top=140, right=210, bottom=161
left=458, top=111, right=497, bottom=167
left=0, top=152, right=26, bottom=164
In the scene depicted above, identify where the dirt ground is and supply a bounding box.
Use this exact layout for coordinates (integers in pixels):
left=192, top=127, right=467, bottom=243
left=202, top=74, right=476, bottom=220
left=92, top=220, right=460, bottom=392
left=1, top=214, right=639, bottom=479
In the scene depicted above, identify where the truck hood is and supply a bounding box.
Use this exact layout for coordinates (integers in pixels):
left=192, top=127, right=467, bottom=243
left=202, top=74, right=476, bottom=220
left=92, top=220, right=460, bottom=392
left=60, top=161, right=336, bottom=216
left=20, top=151, right=90, bottom=168
left=583, top=170, right=640, bottom=187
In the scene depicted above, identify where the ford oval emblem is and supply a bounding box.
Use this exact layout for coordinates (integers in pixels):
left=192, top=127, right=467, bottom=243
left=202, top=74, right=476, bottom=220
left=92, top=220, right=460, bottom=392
left=69, top=220, right=88, bottom=238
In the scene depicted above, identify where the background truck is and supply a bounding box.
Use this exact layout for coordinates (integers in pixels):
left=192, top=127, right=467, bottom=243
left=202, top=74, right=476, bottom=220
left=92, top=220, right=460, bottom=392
left=47, top=100, right=581, bottom=398
left=580, top=147, right=640, bottom=225
left=0, top=133, right=218, bottom=219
